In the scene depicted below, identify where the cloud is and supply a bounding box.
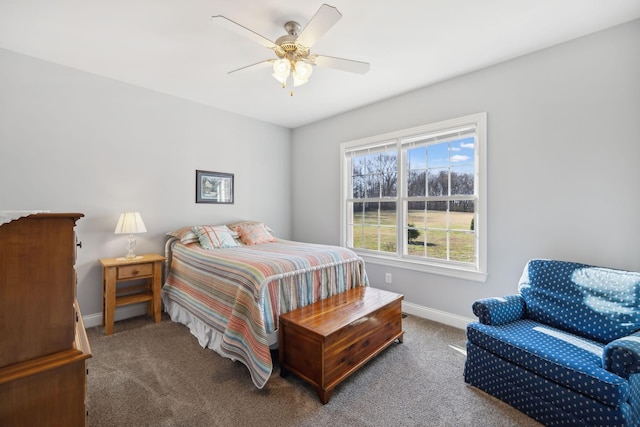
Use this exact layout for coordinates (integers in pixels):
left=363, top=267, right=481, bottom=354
left=460, top=142, right=474, bottom=149
left=451, top=147, right=461, bottom=151
left=451, top=155, right=470, bottom=162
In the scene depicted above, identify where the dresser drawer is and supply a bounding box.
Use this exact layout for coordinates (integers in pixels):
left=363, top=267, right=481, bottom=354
left=117, top=263, right=153, bottom=280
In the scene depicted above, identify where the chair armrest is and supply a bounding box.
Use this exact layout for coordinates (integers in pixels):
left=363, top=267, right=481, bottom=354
left=603, top=331, right=640, bottom=378
left=472, top=295, right=525, bottom=326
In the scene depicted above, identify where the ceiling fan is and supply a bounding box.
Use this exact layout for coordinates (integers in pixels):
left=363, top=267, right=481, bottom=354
left=212, top=4, right=370, bottom=95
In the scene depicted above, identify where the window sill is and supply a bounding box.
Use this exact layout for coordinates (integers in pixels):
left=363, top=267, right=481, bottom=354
left=358, top=252, right=488, bottom=283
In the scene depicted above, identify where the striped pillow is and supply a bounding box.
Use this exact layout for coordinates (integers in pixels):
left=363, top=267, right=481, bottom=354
left=167, top=226, right=199, bottom=245
left=193, top=225, right=239, bottom=249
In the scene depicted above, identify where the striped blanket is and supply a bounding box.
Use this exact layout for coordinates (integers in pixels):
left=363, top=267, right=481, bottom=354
left=162, top=239, right=368, bottom=388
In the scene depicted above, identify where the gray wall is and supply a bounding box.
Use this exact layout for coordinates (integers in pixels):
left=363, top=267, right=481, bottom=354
left=0, top=48, right=292, bottom=325
left=2, top=19, right=639, bottom=330
left=291, top=19, right=640, bottom=326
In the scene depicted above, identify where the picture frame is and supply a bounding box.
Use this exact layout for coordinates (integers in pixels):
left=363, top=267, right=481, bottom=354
left=196, top=170, right=234, bottom=204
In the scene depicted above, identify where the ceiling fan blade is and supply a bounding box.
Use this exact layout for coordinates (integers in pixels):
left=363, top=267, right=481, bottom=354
left=296, top=4, right=342, bottom=49
left=312, top=55, right=370, bottom=74
left=212, top=15, right=278, bottom=50
left=227, top=59, right=275, bottom=74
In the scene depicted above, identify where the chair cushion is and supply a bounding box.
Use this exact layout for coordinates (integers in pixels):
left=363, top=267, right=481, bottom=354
left=467, top=319, right=629, bottom=407
left=518, top=259, right=640, bottom=343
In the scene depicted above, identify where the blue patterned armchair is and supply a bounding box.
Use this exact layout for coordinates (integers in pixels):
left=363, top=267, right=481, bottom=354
left=465, top=259, right=640, bottom=426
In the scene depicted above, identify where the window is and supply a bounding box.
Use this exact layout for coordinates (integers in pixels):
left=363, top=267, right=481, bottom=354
left=340, top=113, right=487, bottom=281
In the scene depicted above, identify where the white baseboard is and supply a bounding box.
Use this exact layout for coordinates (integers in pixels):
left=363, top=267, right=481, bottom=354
left=83, top=301, right=474, bottom=331
left=401, top=301, right=474, bottom=330
left=82, top=304, right=149, bottom=329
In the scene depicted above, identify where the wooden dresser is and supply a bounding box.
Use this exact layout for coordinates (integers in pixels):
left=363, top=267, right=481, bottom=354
left=0, top=213, right=92, bottom=426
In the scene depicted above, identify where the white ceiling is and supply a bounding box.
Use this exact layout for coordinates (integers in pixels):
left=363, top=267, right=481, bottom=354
left=1, top=1, right=639, bottom=129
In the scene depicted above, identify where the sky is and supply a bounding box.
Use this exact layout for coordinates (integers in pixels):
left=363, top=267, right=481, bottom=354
left=408, top=136, right=475, bottom=174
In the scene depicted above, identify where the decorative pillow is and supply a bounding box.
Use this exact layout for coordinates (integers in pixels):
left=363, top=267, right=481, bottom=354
left=193, top=225, right=240, bottom=249
left=168, top=225, right=240, bottom=245
left=235, top=222, right=276, bottom=245
left=167, top=227, right=199, bottom=245
left=227, top=220, right=274, bottom=234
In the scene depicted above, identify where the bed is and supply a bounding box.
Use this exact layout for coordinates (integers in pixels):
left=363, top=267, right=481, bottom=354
left=161, top=222, right=368, bottom=389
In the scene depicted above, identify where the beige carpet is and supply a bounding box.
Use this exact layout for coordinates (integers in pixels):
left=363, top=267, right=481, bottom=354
left=85, top=314, right=542, bottom=427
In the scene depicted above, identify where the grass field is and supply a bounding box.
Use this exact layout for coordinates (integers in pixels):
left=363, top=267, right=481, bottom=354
left=350, top=209, right=475, bottom=263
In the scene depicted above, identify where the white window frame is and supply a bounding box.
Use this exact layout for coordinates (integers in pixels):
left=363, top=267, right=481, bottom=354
left=340, top=113, right=487, bottom=282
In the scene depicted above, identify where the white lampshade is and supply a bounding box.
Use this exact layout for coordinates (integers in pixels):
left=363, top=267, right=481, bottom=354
left=114, top=212, right=146, bottom=260
left=114, top=212, right=147, bottom=235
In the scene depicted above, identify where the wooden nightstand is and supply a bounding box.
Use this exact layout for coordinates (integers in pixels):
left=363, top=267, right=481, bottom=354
left=99, top=254, right=165, bottom=335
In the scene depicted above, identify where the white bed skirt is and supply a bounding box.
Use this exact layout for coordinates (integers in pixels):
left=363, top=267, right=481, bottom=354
left=162, top=294, right=279, bottom=358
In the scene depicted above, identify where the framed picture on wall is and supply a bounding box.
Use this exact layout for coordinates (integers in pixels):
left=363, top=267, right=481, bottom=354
left=196, top=170, right=234, bottom=204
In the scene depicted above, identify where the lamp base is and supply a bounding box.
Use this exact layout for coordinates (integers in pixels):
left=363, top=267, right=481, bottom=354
left=117, top=234, right=141, bottom=261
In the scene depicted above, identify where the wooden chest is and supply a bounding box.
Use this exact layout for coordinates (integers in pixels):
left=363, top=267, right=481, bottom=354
left=279, top=286, right=403, bottom=404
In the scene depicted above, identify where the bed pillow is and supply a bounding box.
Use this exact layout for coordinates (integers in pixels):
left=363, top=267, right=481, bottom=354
left=168, top=225, right=240, bottom=245
left=227, top=220, right=274, bottom=234
left=235, top=222, right=276, bottom=245
left=193, top=225, right=240, bottom=249
left=167, top=226, right=199, bottom=245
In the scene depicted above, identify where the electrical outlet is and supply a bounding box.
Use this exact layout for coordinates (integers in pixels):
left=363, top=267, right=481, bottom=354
left=385, top=273, right=392, bottom=284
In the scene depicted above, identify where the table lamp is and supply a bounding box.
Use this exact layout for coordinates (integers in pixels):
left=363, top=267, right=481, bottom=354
left=114, top=211, right=147, bottom=260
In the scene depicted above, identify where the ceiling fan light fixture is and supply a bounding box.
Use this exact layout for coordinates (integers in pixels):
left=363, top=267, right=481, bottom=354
left=296, top=61, right=313, bottom=78
left=272, top=58, right=291, bottom=86
left=291, top=73, right=307, bottom=87
left=292, top=61, right=313, bottom=87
